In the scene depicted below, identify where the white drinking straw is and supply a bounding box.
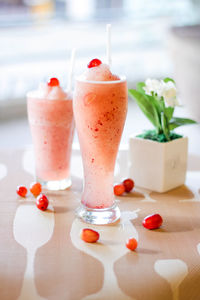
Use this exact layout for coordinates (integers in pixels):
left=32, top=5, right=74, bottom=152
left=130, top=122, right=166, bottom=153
left=67, top=48, right=76, bottom=93
left=106, top=24, right=112, bottom=67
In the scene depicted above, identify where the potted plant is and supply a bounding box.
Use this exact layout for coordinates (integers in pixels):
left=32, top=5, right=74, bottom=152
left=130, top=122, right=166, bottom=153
left=128, top=78, right=197, bottom=193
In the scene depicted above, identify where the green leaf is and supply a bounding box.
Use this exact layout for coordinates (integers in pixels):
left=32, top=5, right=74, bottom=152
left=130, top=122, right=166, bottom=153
left=136, top=82, right=163, bottom=121
left=147, top=96, right=163, bottom=131
left=163, top=77, right=175, bottom=84
left=149, top=95, right=162, bottom=112
left=129, top=89, right=158, bottom=128
left=164, top=107, right=174, bottom=121
left=161, top=112, right=170, bottom=141
left=169, top=117, right=197, bottom=130
left=152, top=104, right=161, bottom=133
left=149, top=96, right=166, bottom=131
left=136, top=82, right=146, bottom=94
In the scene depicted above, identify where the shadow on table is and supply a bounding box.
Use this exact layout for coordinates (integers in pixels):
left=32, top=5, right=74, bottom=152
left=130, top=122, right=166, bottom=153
left=149, top=185, right=194, bottom=202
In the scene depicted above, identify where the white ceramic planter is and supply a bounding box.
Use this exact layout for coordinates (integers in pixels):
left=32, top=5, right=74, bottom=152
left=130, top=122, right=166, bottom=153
left=129, top=136, right=188, bottom=193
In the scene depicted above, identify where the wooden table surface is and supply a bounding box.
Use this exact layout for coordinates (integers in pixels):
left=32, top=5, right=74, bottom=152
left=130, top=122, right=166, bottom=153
left=0, top=146, right=200, bottom=300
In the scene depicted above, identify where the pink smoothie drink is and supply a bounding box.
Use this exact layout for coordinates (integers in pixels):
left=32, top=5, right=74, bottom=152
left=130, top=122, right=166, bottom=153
left=27, top=78, right=74, bottom=190
left=74, top=60, right=127, bottom=219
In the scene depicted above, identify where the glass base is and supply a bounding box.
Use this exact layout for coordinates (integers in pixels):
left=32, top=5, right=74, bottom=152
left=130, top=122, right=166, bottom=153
left=37, top=177, right=72, bottom=191
left=76, top=203, right=120, bottom=225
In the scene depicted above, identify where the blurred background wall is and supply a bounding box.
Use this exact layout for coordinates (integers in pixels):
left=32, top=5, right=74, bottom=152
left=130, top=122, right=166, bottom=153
left=0, top=0, right=199, bottom=146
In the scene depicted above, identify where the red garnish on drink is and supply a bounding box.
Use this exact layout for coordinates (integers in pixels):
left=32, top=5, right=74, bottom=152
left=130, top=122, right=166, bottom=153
left=123, top=178, right=134, bottom=192
left=36, top=194, right=49, bottom=211
left=114, top=184, right=125, bottom=196
left=143, top=214, right=163, bottom=230
left=30, top=182, right=42, bottom=197
left=126, top=238, right=138, bottom=251
left=81, top=228, right=99, bottom=243
left=47, top=77, right=59, bottom=87
left=16, top=186, right=27, bottom=197
left=87, top=58, right=102, bottom=68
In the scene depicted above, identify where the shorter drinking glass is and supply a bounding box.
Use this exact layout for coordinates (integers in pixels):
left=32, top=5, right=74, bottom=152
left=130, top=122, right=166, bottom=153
left=27, top=85, right=74, bottom=190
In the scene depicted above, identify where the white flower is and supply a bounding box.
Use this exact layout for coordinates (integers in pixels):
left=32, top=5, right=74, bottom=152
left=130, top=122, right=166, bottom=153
left=161, top=80, right=179, bottom=107
left=143, top=79, right=163, bottom=97
left=164, top=97, right=179, bottom=107
left=143, top=78, right=179, bottom=107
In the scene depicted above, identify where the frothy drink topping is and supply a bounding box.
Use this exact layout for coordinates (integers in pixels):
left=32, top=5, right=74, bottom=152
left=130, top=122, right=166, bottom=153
left=28, top=78, right=70, bottom=100
left=81, top=60, right=120, bottom=81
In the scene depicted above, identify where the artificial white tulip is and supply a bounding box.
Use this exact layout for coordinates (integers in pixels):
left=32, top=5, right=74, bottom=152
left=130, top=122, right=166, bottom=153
left=143, top=78, right=179, bottom=107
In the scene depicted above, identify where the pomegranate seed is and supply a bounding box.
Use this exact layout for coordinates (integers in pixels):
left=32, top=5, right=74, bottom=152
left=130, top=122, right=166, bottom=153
left=81, top=228, right=99, bottom=243
left=16, top=185, right=27, bottom=197
left=123, top=178, right=134, bottom=193
left=126, top=238, right=138, bottom=251
left=114, top=184, right=125, bottom=196
left=143, top=214, right=163, bottom=230
left=87, top=58, right=102, bottom=68
left=30, top=182, right=42, bottom=197
left=36, top=194, right=49, bottom=211
left=47, top=77, right=59, bottom=87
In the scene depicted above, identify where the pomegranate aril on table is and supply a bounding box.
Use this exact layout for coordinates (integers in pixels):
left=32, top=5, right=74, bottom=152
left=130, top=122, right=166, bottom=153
left=16, top=186, right=27, bottom=197
left=30, top=182, right=42, bottom=197
left=36, top=194, right=49, bottom=211
left=143, top=214, right=163, bottom=230
left=126, top=238, right=138, bottom=251
left=87, top=58, right=102, bottom=68
left=114, top=178, right=134, bottom=196
left=114, top=184, right=125, bottom=196
left=123, top=178, right=134, bottom=192
left=81, top=228, right=100, bottom=243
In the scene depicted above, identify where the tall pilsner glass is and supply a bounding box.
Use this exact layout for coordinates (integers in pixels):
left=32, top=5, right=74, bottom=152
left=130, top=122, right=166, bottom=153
left=74, top=76, right=127, bottom=224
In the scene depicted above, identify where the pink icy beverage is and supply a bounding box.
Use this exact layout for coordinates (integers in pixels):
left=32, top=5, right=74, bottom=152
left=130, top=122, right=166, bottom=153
left=74, top=59, right=127, bottom=224
left=27, top=78, right=74, bottom=190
